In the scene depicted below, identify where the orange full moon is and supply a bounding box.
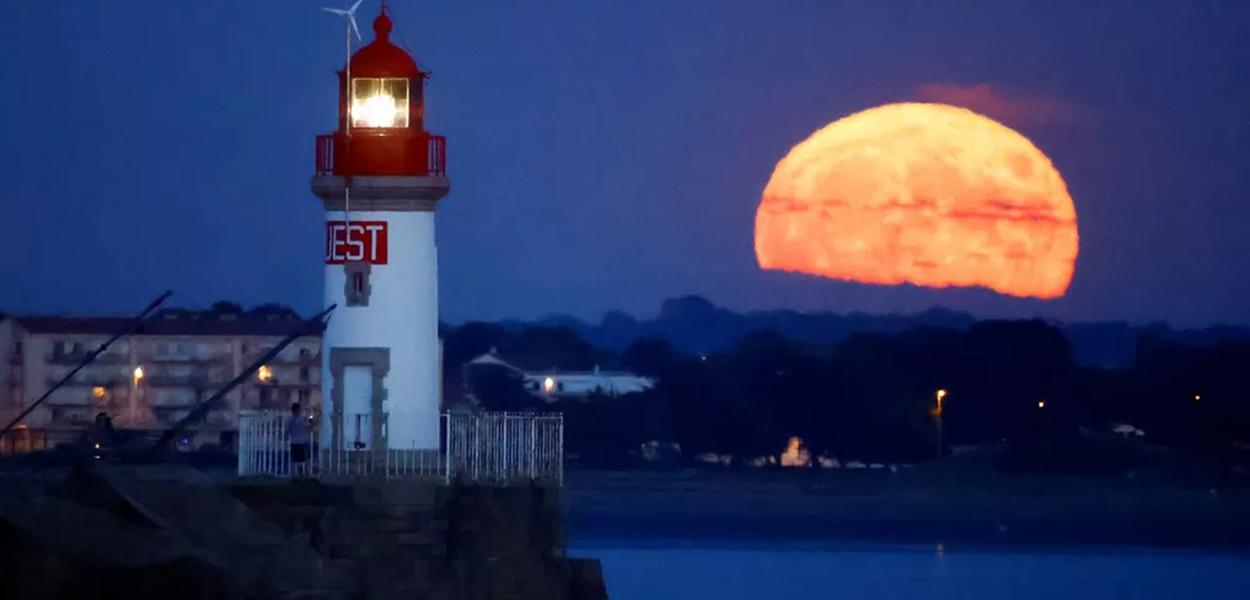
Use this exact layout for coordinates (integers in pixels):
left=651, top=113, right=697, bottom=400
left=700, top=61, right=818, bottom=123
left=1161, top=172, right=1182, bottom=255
left=754, top=103, right=1078, bottom=299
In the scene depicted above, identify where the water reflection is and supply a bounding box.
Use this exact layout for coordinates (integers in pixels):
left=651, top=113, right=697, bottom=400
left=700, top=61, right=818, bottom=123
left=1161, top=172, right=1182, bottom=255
left=571, top=540, right=1250, bottom=600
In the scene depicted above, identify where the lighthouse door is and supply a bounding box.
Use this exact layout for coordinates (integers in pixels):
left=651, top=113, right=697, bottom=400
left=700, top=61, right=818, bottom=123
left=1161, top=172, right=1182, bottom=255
left=342, top=365, right=374, bottom=450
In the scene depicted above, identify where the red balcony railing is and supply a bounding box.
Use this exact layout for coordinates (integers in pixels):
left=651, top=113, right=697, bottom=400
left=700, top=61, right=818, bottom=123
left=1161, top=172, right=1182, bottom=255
left=428, top=135, right=446, bottom=177
left=315, top=134, right=335, bottom=176
left=314, top=133, right=446, bottom=177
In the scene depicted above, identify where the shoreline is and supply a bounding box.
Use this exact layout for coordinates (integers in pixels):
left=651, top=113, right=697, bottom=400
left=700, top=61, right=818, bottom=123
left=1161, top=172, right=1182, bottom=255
left=568, top=513, right=1250, bottom=551
left=564, top=465, right=1250, bottom=551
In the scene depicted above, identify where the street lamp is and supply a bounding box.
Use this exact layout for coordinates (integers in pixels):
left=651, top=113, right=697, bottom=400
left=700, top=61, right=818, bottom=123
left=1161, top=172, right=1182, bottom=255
left=130, top=366, right=145, bottom=424
left=934, top=389, right=948, bottom=460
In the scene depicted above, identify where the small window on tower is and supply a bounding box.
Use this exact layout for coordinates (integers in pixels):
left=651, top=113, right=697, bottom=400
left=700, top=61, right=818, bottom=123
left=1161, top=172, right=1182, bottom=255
left=344, top=262, right=372, bottom=307
left=351, top=77, right=409, bottom=128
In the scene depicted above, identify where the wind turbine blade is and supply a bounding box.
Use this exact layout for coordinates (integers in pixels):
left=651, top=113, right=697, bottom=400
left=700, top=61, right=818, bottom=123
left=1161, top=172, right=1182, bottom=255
left=323, top=8, right=348, bottom=14
left=349, top=16, right=362, bottom=41
left=349, top=0, right=363, bottom=14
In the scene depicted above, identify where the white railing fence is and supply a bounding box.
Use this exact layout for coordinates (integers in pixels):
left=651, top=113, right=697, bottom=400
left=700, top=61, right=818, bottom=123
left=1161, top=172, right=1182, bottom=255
left=236, top=410, right=563, bottom=485
left=445, top=412, right=563, bottom=485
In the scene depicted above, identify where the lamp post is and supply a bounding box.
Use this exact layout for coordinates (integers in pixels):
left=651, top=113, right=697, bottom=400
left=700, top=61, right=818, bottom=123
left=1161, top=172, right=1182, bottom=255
left=935, top=388, right=947, bottom=460
left=130, top=366, right=144, bottom=424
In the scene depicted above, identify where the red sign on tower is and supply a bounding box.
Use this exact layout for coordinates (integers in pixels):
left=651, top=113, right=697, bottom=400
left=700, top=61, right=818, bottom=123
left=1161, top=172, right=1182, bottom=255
left=325, top=221, right=389, bottom=264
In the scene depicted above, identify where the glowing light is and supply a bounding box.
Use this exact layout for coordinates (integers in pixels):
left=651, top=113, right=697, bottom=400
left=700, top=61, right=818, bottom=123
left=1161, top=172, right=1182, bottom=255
left=755, top=103, right=1078, bottom=299
left=351, top=77, right=408, bottom=128
left=1037, top=400, right=1046, bottom=409
left=258, top=365, right=273, bottom=382
left=1194, top=394, right=1201, bottom=403
left=92, top=386, right=107, bottom=399
left=132, top=366, right=144, bottom=381
left=779, top=436, right=811, bottom=468
left=353, top=94, right=400, bottom=128
left=543, top=377, right=556, bottom=394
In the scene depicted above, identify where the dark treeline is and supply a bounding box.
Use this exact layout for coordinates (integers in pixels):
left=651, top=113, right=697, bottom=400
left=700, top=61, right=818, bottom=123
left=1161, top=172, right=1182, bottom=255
left=444, top=318, right=1250, bottom=476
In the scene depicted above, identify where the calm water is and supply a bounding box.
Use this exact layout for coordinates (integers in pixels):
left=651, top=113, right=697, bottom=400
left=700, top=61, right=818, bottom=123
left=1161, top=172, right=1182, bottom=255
left=571, top=540, right=1250, bottom=600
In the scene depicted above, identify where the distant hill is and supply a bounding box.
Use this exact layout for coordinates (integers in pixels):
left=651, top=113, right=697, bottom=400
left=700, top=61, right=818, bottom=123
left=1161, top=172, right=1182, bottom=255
left=495, top=296, right=1250, bottom=368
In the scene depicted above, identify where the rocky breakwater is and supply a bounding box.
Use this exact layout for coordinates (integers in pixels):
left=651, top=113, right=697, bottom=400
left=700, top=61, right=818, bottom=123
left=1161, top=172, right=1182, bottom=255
left=0, top=462, right=607, bottom=600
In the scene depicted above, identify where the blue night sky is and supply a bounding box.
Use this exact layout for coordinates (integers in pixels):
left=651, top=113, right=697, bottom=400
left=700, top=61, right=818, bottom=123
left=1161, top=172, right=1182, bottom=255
left=3, top=1, right=1249, bottom=326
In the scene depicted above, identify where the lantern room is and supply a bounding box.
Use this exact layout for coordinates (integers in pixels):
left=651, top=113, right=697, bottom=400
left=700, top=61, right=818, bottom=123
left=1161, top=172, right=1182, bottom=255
left=315, top=8, right=446, bottom=178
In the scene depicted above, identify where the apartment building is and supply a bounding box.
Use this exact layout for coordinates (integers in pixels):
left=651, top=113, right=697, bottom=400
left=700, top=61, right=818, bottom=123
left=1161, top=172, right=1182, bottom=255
left=0, top=304, right=322, bottom=453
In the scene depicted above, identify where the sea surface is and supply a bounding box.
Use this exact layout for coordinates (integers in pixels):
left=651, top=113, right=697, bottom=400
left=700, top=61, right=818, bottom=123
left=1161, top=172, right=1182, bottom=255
left=570, top=538, right=1250, bottom=600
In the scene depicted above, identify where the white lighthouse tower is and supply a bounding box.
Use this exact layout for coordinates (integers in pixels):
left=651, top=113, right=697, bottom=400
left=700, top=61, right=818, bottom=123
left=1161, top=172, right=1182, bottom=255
left=311, top=7, right=449, bottom=450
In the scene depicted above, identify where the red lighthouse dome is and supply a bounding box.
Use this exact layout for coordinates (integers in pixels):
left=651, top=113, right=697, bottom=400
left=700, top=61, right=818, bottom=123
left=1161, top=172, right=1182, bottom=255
left=349, top=12, right=421, bottom=79
left=315, top=8, right=446, bottom=177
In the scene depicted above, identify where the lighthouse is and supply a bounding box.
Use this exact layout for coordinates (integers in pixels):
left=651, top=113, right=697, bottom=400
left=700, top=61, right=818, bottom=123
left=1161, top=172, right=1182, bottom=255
left=312, top=7, right=449, bottom=451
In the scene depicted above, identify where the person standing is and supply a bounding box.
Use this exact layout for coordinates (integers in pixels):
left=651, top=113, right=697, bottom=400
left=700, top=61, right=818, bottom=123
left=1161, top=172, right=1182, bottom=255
left=86, top=412, right=115, bottom=460
left=287, top=402, right=312, bottom=478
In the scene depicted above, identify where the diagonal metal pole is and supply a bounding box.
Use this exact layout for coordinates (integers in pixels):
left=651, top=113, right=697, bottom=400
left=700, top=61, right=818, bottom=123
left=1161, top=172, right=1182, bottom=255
left=146, top=304, right=336, bottom=457
left=0, top=291, right=173, bottom=439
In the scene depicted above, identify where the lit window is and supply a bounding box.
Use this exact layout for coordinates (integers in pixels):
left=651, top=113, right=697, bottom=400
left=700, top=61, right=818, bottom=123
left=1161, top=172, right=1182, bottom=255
left=91, top=386, right=107, bottom=399
left=351, top=77, right=409, bottom=128
left=258, top=365, right=273, bottom=382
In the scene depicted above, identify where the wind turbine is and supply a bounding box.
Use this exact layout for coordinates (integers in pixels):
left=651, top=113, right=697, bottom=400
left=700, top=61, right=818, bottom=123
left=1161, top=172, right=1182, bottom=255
left=323, top=0, right=363, bottom=42
left=322, top=0, right=364, bottom=233
left=323, top=0, right=363, bottom=136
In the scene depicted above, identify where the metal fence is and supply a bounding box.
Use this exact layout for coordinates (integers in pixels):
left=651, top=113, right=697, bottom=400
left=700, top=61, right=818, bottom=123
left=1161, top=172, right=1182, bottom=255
left=445, top=412, right=563, bottom=485
left=236, top=411, right=562, bottom=485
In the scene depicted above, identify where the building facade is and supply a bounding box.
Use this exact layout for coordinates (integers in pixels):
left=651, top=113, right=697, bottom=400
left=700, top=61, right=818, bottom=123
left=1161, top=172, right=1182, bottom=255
left=0, top=305, right=322, bottom=453
left=465, top=351, right=654, bottom=403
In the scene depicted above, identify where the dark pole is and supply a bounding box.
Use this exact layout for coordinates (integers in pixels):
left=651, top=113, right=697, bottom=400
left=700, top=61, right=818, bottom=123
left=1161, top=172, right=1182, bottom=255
left=0, top=291, right=173, bottom=439
left=145, top=304, right=336, bottom=457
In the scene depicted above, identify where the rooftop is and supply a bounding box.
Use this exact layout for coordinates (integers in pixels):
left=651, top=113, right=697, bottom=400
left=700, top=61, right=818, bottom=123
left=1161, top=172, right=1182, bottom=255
left=11, top=305, right=322, bottom=337
left=466, top=350, right=642, bottom=378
